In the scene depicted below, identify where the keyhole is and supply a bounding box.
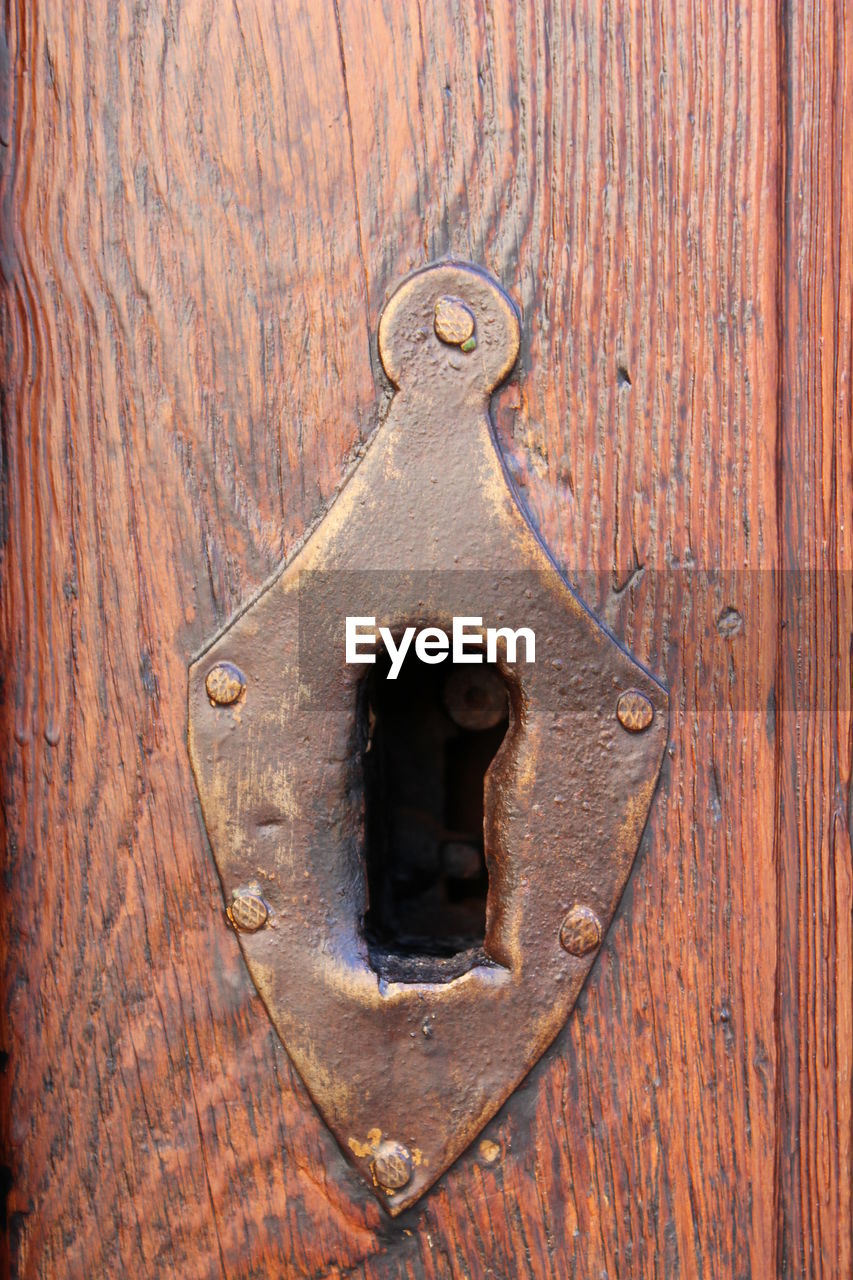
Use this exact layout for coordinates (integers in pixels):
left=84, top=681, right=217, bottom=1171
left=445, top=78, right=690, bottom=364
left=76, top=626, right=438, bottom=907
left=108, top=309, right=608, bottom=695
left=360, top=644, right=510, bottom=983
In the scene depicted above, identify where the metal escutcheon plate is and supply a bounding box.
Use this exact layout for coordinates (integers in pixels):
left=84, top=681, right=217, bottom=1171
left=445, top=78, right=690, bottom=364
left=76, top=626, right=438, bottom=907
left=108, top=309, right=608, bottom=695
left=188, top=261, right=667, bottom=1213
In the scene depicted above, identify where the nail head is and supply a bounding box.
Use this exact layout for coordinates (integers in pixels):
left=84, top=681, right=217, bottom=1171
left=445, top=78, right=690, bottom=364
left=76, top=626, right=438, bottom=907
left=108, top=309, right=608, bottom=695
left=229, top=889, right=268, bottom=933
left=434, top=295, right=476, bottom=347
left=616, top=689, right=653, bottom=732
left=372, top=1140, right=413, bottom=1192
left=560, top=905, right=603, bottom=957
left=206, top=661, right=246, bottom=706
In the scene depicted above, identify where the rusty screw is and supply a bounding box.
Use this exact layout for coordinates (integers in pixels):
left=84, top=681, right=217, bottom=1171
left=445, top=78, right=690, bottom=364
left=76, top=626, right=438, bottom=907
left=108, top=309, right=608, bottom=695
left=228, top=887, right=268, bottom=933
left=616, top=688, right=653, bottom=733
left=434, top=295, right=477, bottom=351
left=559, top=904, right=603, bottom=957
left=205, top=661, right=246, bottom=706
left=371, top=1140, right=413, bottom=1192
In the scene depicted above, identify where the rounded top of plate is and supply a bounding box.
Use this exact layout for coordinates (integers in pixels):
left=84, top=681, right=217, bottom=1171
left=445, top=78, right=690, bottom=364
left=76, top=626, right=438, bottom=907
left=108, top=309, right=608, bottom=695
left=378, top=261, right=520, bottom=400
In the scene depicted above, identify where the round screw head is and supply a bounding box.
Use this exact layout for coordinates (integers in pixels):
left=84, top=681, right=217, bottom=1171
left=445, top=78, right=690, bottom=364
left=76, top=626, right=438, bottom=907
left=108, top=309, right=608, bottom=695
left=616, top=688, right=654, bottom=733
left=205, top=661, right=246, bottom=706
left=560, top=905, right=603, bottom=957
left=434, top=295, right=476, bottom=348
left=228, top=888, right=268, bottom=933
left=371, top=1140, right=413, bottom=1192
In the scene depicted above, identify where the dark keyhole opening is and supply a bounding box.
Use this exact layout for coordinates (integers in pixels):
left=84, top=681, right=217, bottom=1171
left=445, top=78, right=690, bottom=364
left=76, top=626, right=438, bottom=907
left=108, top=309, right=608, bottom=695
left=361, top=645, right=510, bottom=983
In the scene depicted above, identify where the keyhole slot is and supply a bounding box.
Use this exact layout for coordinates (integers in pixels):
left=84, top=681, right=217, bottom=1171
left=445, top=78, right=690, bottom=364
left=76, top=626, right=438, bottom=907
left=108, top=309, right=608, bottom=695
left=360, top=644, right=510, bottom=983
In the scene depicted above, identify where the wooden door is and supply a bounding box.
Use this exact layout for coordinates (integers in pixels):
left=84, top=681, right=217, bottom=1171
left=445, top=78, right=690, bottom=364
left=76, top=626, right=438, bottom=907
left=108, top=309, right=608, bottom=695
left=1, top=2, right=851, bottom=1276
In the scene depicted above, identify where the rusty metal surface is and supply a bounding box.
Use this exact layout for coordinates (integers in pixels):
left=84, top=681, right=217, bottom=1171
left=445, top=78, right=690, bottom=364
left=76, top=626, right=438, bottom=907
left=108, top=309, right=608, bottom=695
left=188, top=261, right=668, bottom=1214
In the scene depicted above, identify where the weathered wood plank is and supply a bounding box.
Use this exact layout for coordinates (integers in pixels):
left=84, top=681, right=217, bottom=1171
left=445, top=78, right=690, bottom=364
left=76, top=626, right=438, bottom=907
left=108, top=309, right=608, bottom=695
left=776, top=1, right=853, bottom=1275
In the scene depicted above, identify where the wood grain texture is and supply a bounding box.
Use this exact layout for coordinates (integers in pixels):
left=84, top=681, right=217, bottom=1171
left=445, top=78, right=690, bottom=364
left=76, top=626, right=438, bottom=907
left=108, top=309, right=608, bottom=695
left=776, top=1, right=853, bottom=1276
left=0, top=0, right=849, bottom=1277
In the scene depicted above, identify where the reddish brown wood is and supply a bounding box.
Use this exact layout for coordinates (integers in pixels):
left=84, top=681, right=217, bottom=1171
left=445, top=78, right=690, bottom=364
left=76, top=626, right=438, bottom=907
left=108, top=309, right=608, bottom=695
left=776, top=2, right=853, bottom=1276
left=0, top=0, right=849, bottom=1276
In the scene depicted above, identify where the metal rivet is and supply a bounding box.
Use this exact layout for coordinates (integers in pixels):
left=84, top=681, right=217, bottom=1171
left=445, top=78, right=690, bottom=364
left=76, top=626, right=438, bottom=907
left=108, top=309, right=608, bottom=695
left=206, top=661, right=246, bottom=706
left=560, top=905, right=603, bottom=957
left=434, top=295, right=476, bottom=348
left=616, top=688, right=653, bottom=733
left=228, top=888, right=268, bottom=933
left=371, top=1140, right=413, bottom=1192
